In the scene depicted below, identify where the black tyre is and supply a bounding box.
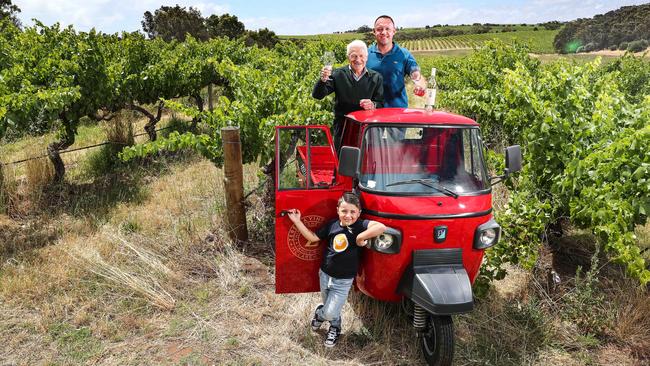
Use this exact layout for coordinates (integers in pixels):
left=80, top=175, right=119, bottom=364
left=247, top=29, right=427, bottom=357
left=421, top=315, right=454, bottom=366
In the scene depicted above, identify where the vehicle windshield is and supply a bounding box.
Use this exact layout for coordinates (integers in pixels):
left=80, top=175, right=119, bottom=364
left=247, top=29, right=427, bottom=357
left=359, top=126, right=489, bottom=195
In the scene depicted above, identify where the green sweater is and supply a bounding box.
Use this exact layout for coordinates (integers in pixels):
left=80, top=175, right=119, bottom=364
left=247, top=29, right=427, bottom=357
left=312, top=66, right=384, bottom=127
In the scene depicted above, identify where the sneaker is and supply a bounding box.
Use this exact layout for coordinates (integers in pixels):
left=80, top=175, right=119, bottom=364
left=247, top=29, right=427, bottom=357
left=324, top=326, right=340, bottom=347
left=311, top=304, right=324, bottom=331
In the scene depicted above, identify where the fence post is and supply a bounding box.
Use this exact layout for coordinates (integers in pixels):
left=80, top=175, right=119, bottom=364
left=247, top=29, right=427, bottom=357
left=221, top=126, right=248, bottom=243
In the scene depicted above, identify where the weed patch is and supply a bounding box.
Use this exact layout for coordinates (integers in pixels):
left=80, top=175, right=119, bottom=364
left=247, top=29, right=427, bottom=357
left=48, top=322, right=102, bottom=363
left=456, top=296, right=551, bottom=365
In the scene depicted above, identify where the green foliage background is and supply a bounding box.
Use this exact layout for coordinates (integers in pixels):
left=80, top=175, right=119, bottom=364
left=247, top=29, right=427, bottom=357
left=1, top=19, right=648, bottom=285
left=420, top=41, right=649, bottom=284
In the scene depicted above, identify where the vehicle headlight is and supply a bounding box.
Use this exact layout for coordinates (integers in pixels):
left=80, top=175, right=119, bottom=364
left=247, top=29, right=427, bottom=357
left=473, top=219, right=501, bottom=250
left=370, top=227, right=401, bottom=254
left=375, top=233, right=394, bottom=250
left=480, top=229, right=497, bottom=246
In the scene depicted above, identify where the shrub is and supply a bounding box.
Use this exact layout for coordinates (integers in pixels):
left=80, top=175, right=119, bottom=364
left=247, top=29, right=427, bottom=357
left=619, top=42, right=629, bottom=50
left=584, top=42, right=597, bottom=52
left=627, top=39, right=649, bottom=53
left=560, top=251, right=612, bottom=336
left=609, top=44, right=618, bottom=51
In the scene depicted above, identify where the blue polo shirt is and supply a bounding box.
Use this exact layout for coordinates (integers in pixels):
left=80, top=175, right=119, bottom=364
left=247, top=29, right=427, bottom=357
left=367, top=42, right=420, bottom=108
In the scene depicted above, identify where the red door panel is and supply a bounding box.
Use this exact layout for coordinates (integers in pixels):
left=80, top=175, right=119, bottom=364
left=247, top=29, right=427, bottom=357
left=275, top=126, right=344, bottom=293
left=275, top=192, right=343, bottom=293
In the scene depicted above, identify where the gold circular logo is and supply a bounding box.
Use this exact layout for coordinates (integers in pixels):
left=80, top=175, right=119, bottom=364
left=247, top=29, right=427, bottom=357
left=288, top=215, right=325, bottom=261
left=333, top=233, right=349, bottom=252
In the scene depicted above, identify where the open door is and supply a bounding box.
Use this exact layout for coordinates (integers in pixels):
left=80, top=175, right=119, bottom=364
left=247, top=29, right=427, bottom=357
left=275, top=126, right=346, bottom=293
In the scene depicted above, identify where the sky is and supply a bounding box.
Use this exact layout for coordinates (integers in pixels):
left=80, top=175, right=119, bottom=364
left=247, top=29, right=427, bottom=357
left=13, top=0, right=650, bottom=35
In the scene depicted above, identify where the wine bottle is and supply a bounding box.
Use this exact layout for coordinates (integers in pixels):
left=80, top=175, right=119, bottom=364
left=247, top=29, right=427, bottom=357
left=425, top=68, right=437, bottom=111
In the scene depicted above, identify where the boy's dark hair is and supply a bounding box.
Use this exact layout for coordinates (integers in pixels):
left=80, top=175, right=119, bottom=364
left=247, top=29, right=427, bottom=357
left=374, top=15, right=395, bottom=28
left=338, top=192, right=361, bottom=210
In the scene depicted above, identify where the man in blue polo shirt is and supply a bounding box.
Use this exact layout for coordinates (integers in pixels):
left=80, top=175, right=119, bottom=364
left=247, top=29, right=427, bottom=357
left=367, top=15, right=425, bottom=108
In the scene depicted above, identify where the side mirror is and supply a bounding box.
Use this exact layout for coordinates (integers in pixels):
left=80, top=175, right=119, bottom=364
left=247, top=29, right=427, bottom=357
left=505, top=145, right=522, bottom=176
left=490, top=145, right=522, bottom=186
left=338, top=146, right=360, bottom=178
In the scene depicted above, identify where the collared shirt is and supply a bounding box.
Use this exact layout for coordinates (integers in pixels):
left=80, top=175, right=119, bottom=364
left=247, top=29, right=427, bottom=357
left=348, top=65, right=368, bottom=81
left=367, top=42, right=420, bottom=108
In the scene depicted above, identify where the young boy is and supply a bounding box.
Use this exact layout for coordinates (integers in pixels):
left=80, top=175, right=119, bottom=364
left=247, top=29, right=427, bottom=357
left=286, top=192, right=386, bottom=347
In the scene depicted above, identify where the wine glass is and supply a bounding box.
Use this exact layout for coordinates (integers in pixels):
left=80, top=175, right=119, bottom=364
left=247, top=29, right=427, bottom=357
left=321, top=51, right=336, bottom=69
left=321, top=51, right=335, bottom=81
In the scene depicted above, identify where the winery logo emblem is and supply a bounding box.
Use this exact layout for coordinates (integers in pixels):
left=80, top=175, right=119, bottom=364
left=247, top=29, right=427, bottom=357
left=288, top=215, right=325, bottom=261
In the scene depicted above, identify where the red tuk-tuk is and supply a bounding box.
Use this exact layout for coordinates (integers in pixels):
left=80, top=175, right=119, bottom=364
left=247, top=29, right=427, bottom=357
left=274, top=108, right=521, bottom=366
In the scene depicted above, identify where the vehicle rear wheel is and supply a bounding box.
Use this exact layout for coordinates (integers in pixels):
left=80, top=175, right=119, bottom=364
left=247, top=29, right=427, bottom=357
left=421, top=314, right=454, bottom=366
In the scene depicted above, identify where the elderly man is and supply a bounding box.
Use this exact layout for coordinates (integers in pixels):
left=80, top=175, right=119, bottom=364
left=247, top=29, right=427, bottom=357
left=313, top=40, right=384, bottom=152
left=367, top=15, right=425, bottom=108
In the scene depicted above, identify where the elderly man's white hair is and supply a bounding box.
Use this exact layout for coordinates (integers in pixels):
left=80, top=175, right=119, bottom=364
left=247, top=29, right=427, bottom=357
left=346, top=40, right=368, bottom=56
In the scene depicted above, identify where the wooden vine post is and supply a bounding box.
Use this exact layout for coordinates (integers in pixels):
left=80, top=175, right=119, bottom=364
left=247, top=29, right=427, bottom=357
left=222, top=127, right=248, bottom=243
left=208, top=84, right=214, bottom=111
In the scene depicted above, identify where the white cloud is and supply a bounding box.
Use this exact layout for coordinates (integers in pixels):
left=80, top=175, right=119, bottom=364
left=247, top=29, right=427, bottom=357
left=13, top=0, right=650, bottom=35
left=243, top=13, right=372, bottom=35
left=15, top=0, right=232, bottom=33
left=192, top=2, right=230, bottom=16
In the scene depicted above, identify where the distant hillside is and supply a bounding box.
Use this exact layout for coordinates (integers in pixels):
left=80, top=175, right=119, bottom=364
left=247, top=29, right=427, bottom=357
left=554, top=3, right=650, bottom=53
left=281, top=22, right=562, bottom=45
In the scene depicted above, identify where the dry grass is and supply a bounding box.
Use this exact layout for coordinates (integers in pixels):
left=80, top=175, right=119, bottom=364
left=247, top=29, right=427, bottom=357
left=24, top=156, right=54, bottom=199
left=1, top=125, right=648, bottom=365
left=0, top=155, right=44, bottom=217
left=611, top=286, right=650, bottom=359
left=70, top=231, right=176, bottom=310
left=0, top=163, right=9, bottom=214
left=105, top=115, right=135, bottom=148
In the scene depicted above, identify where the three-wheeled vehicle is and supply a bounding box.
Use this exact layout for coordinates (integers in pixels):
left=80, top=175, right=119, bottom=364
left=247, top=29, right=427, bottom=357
left=274, top=108, right=521, bottom=366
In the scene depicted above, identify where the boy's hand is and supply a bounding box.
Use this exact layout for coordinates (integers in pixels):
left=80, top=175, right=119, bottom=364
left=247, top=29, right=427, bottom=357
left=286, top=209, right=301, bottom=223
left=356, top=237, right=369, bottom=247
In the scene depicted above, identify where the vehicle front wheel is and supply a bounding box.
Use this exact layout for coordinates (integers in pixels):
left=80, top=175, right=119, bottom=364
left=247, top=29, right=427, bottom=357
left=421, top=314, right=454, bottom=366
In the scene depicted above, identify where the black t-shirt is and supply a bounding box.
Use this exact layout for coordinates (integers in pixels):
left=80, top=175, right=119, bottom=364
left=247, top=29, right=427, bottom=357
left=316, top=219, right=370, bottom=279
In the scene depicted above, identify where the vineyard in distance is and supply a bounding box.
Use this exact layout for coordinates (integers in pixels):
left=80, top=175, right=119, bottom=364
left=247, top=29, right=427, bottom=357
left=401, top=29, right=557, bottom=53
left=1, top=2, right=650, bottom=366
left=283, top=24, right=560, bottom=54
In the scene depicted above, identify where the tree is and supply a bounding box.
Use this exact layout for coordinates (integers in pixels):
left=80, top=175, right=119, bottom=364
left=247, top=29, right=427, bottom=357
left=553, top=4, right=650, bottom=53
left=0, top=0, right=20, bottom=28
left=206, top=13, right=245, bottom=40
left=356, top=25, right=372, bottom=33
left=141, top=5, right=208, bottom=42
left=244, top=28, right=279, bottom=49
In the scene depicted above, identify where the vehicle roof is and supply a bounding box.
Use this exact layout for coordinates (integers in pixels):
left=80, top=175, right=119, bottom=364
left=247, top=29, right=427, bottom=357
left=346, top=108, right=478, bottom=126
